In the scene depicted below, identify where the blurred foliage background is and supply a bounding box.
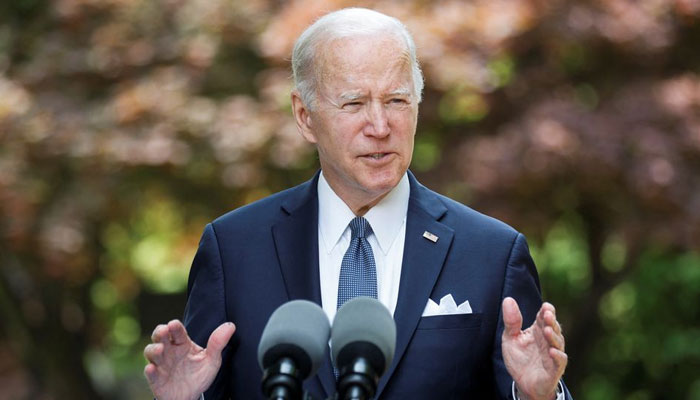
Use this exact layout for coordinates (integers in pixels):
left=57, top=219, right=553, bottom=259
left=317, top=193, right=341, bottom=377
left=1, top=0, right=699, bottom=398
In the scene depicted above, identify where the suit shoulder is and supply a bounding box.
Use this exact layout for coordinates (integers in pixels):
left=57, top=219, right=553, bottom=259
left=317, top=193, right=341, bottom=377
left=210, top=179, right=314, bottom=234
left=432, top=191, right=520, bottom=240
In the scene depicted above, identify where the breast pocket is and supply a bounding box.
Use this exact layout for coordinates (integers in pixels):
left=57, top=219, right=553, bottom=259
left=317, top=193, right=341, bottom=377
left=416, top=313, right=483, bottom=330
left=387, top=313, right=486, bottom=398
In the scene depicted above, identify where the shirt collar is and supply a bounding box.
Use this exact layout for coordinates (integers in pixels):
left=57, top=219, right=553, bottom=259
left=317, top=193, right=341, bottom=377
left=318, top=171, right=410, bottom=255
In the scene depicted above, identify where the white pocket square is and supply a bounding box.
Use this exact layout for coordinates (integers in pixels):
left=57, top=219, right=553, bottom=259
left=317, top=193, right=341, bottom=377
left=422, top=294, right=472, bottom=317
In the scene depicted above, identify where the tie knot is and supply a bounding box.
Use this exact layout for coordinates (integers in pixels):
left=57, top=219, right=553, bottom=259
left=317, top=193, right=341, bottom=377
left=349, top=217, right=372, bottom=239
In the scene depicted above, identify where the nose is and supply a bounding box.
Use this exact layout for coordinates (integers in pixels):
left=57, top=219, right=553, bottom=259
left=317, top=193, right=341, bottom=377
left=364, top=102, right=390, bottom=138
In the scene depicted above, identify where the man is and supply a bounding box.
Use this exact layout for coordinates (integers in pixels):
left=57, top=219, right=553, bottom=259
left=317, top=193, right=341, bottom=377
left=144, top=8, right=571, bottom=400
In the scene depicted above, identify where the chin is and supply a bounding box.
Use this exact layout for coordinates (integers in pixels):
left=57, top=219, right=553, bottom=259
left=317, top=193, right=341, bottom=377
left=359, top=172, right=402, bottom=196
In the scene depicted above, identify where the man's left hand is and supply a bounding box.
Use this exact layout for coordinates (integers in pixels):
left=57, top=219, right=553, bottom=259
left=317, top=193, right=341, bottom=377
left=501, top=297, right=568, bottom=400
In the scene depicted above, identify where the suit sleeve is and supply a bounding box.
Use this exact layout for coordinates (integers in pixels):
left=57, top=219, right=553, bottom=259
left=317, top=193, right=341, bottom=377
left=183, top=223, right=232, bottom=399
left=491, top=233, right=574, bottom=400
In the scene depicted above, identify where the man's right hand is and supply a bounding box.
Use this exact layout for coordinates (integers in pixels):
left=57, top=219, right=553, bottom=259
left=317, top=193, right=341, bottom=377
left=144, top=320, right=235, bottom=400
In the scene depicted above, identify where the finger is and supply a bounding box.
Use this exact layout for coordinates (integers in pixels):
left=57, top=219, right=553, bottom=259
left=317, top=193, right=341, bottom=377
left=536, top=303, right=558, bottom=335
left=548, top=347, right=568, bottom=372
left=144, top=343, right=165, bottom=365
left=502, top=297, right=523, bottom=338
left=144, top=363, right=159, bottom=384
left=207, top=322, right=236, bottom=355
left=541, top=302, right=556, bottom=315
left=536, top=302, right=551, bottom=326
left=544, top=326, right=565, bottom=351
left=543, top=309, right=562, bottom=336
left=151, top=324, right=168, bottom=343
left=167, top=320, right=189, bottom=345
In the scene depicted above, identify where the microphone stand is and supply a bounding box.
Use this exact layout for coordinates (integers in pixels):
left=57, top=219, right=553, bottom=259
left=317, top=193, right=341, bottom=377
left=261, top=357, right=378, bottom=400
left=336, top=357, right=378, bottom=400
left=262, top=357, right=303, bottom=400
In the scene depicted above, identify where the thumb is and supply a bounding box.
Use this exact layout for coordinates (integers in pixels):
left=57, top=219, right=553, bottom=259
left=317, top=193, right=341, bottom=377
left=206, top=322, right=236, bottom=355
left=502, top=297, right=523, bottom=338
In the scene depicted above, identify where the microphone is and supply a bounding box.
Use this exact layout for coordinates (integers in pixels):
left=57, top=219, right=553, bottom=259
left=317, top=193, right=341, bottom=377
left=331, top=297, right=397, bottom=400
left=258, top=300, right=331, bottom=400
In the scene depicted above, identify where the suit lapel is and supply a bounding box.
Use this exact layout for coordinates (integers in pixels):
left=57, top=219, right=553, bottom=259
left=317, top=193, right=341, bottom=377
left=272, top=174, right=322, bottom=304
left=270, top=172, right=336, bottom=397
left=375, top=172, right=454, bottom=398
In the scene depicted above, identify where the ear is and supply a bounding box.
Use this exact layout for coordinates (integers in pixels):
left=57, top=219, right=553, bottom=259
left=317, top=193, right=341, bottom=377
left=291, top=90, right=317, bottom=144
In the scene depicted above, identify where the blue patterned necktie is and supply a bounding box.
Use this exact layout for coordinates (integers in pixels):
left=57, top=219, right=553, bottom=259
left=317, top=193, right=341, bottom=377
left=337, top=217, right=378, bottom=310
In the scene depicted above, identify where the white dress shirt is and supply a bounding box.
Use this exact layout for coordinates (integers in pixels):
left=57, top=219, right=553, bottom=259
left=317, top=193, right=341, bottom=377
left=317, top=171, right=409, bottom=324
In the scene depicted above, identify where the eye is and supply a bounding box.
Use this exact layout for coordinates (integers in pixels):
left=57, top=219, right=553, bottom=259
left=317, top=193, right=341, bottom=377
left=342, top=101, right=363, bottom=110
left=389, top=98, right=408, bottom=105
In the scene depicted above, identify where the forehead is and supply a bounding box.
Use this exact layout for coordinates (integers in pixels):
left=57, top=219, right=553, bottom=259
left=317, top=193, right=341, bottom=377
left=315, top=35, right=413, bottom=93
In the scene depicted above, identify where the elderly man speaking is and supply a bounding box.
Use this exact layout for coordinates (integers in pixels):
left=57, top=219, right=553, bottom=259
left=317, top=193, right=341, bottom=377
left=144, top=8, right=572, bottom=400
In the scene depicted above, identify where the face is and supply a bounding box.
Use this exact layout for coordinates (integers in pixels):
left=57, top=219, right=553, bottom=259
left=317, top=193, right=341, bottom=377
left=292, top=35, right=419, bottom=212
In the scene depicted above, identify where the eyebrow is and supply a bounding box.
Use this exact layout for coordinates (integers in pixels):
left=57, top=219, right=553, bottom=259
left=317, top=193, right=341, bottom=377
left=338, top=88, right=412, bottom=101
left=388, top=88, right=412, bottom=97
left=339, top=91, right=364, bottom=101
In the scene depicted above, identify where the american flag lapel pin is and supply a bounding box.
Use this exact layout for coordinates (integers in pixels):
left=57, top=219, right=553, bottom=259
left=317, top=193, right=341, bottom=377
left=423, top=231, right=439, bottom=243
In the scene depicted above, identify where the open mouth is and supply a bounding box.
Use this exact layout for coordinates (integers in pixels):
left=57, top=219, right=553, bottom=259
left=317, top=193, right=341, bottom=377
left=359, top=152, right=394, bottom=165
left=362, top=152, right=393, bottom=159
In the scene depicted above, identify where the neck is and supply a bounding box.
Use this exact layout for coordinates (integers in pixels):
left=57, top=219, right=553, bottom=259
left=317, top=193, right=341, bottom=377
left=348, top=193, right=388, bottom=216
left=324, top=181, right=391, bottom=217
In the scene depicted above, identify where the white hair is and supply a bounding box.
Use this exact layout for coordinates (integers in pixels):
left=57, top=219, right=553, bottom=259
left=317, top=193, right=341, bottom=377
left=291, top=8, right=424, bottom=109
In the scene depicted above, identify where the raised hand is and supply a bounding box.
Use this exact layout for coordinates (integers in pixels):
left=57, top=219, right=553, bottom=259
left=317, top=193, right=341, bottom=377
left=501, top=297, right=567, bottom=400
left=144, top=320, right=235, bottom=400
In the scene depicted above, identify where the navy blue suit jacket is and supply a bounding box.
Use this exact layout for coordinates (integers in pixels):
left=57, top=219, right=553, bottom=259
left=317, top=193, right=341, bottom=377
left=183, top=171, right=572, bottom=399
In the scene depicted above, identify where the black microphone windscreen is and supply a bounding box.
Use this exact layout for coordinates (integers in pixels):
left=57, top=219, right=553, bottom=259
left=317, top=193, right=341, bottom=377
left=331, top=297, right=396, bottom=375
left=257, top=300, right=331, bottom=379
